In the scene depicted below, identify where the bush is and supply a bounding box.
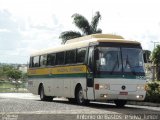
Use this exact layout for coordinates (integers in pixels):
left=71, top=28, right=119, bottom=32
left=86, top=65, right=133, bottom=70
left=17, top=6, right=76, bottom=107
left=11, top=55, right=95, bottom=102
left=145, top=81, right=160, bottom=103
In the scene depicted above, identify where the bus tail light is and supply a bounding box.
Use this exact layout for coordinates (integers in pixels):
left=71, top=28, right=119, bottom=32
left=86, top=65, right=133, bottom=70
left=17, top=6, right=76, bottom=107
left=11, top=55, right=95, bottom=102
left=95, top=84, right=110, bottom=90
left=95, top=84, right=99, bottom=90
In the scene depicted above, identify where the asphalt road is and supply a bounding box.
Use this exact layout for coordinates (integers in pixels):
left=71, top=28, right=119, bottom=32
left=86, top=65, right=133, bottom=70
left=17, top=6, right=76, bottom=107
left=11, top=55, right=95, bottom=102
left=0, top=93, right=160, bottom=120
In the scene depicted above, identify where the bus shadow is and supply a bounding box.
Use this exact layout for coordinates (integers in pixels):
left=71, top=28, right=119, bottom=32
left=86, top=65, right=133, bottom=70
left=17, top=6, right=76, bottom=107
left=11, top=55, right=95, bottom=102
left=38, top=99, right=158, bottom=114
left=36, top=98, right=159, bottom=114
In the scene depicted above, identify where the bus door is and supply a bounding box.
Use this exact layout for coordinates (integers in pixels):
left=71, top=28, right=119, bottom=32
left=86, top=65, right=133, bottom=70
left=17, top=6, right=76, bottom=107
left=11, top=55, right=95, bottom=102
left=86, top=46, right=95, bottom=100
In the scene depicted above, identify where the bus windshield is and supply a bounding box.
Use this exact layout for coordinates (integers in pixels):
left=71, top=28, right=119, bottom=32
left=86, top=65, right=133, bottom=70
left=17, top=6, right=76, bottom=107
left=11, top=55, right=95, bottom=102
left=97, top=47, right=145, bottom=74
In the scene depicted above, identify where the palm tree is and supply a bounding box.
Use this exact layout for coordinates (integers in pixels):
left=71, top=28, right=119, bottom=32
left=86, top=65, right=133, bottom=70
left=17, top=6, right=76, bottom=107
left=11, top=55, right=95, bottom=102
left=59, top=11, right=102, bottom=44
left=151, top=45, right=160, bottom=80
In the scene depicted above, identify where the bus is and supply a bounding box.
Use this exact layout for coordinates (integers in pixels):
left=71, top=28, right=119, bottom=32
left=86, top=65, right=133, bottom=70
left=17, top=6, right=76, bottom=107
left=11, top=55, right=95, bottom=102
left=28, top=34, right=146, bottom=107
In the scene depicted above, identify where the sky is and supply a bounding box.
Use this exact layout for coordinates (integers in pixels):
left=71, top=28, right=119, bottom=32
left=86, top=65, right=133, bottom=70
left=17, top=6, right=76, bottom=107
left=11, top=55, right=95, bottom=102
left=0, top=0, right=160, bottom=64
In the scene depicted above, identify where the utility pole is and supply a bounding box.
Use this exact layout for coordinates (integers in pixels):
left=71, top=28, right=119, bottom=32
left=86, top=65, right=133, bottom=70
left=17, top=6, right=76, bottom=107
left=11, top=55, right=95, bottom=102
left=151, top=41, right=160, bottom=50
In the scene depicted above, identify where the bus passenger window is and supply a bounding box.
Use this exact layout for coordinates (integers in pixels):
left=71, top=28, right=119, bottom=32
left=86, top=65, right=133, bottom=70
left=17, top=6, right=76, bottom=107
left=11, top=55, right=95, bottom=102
left=29, top=57, right=33, bottom=68
left=33, top=56, right=40, bottom=67
left=66, top=50, right=76, bottom=64
left=40, top=55, right=47, bottom=67
left=47, top=53, right=56, bottom=66
left=56, top=52, right=65, bottom=65
left=77, top=48, right=86, bottom=63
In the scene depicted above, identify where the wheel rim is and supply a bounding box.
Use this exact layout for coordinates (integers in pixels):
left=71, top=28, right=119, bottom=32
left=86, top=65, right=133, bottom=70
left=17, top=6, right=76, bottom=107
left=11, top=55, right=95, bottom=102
left=40, top=88, right=44, bottom=99
left=79, top=90, right=84, bottom=103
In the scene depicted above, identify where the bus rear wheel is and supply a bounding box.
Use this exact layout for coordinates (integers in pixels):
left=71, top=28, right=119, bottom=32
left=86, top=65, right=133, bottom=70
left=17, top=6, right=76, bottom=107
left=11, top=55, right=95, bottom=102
left=114, top=100, right=127, bottom=107
left=40, top=85, right=53, bottom=101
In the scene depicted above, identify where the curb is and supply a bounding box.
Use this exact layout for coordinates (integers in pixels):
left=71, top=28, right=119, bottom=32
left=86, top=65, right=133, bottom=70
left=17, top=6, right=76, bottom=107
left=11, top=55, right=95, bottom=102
left=127, top=101, right=160, bottom=107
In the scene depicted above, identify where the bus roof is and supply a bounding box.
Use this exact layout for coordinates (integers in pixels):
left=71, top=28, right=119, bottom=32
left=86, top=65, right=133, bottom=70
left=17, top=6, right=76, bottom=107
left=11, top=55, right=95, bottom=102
left=31, top=34, right=141, bottom=56
left=65, top=34, right=124, bottom=44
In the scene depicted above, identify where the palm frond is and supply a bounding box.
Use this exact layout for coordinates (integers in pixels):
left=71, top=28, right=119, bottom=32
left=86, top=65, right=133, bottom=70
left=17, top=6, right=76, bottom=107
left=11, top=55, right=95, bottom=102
left=59, top=11, right=102, bottom=44
left=72, top=13, right=91, bottom=35
left=59, top=31, right=82, bottom=44
left=91, top=11, right=101, bottom=33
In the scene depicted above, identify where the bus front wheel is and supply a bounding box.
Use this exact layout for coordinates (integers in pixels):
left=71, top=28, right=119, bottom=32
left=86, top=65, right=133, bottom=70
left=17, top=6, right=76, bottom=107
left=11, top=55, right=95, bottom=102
left=75, top=86, right=90, bottom=105
left=40, top=85, right=53, bottom=101
left=68, top=98, right=76, bottom=103
left=76, top=86, right=86, bottom=105
left=114, top=100, right=127, bottom=107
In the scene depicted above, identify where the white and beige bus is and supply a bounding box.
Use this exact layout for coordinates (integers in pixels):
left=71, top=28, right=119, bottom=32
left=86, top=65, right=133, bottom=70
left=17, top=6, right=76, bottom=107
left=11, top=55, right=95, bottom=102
left=28, top=34, right=146, bottom=107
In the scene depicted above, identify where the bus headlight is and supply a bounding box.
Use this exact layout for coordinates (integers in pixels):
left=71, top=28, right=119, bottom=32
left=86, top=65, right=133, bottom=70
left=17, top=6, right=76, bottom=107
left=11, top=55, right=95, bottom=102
left=99, top=84, right=110, bottom=90
left=137, top=85, right=145, bottom=91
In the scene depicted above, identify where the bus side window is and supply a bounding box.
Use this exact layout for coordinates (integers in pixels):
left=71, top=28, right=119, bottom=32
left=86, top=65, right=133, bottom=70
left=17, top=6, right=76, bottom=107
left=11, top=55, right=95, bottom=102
left=29, top=57, right=33, bottom=68
left=56, top=52, right=65, bottom=65
left=33, top=56, right=40, bottom=67
left=40, top=55, right=47, bottom=67
left=47, top=53, right=56, bottom=66
left=65, top=50, right=76, bottom=64
left=77, top=48, right=86, bottom=63
left=88, top=47, right=94, bottom=71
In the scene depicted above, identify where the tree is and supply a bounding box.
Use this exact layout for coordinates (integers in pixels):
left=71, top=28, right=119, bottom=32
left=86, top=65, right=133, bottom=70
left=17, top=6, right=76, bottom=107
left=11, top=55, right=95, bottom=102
left=143, top=50, right=151, bottom=63
left=151, top=45, right=160, bottom=80
left=59, top=11, right=102, bottom=44
left=0, top=65, right=13, bottom=80
left=0, top=64, right=22, bottom=81
left=7, top=69, right=22, bottom=81
left=6, top=67, right=23, bottom=90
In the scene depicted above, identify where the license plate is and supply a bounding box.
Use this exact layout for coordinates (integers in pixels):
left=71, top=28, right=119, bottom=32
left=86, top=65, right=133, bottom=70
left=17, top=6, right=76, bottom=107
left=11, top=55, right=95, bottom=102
left=119, top=92, right=128, bottom=95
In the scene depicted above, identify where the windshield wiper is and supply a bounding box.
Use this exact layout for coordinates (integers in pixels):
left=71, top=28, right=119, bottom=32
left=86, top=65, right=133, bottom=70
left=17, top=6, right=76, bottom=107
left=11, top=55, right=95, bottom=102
left=110, top=54, right=119, bottom=75
left=125, top=55, right=136, bottom=75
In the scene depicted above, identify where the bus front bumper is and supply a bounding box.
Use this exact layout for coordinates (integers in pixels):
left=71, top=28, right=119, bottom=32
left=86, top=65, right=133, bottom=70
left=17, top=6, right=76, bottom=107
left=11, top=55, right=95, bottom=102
left=95, top=90, right=146, bottom=101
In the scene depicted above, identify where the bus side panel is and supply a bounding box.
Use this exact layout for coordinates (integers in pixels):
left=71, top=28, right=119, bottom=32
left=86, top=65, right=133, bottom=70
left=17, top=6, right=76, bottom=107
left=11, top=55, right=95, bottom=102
left=28, top=78, right=40, bottom=95
left=42, top=78, right=56, bottom=96
left=53, top=78, right=64, bottom=97
left=63, top=78, right=71, bottom=97
left=28, top=65, right=88, bottom=98
left=30, top=77, right=87, bottom=99
left=28, top=78, right=56, bottom=96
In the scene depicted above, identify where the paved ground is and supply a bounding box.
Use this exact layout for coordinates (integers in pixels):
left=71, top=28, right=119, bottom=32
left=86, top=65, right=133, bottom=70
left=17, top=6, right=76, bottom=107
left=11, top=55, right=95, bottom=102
left=0, top=93, right=160, bottom=120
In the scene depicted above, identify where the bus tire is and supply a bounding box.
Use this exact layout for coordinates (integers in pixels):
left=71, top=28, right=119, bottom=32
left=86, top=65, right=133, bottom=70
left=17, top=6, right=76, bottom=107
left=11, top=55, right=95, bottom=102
left=114, top=100, right=127, bottom=107
left=68, top=98, right=76, bottom=103
left=76, top=86, right=86, bottom=105
left=40, top=85, right=53, bottom=101
left=45, top=96, right=54, bottom=101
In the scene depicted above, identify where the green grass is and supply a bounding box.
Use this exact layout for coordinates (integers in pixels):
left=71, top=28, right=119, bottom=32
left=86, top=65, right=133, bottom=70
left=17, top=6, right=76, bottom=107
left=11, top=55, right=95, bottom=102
left=0, top=88, right=28, bottom=93
left=0, top=88, right=16, bottom=92
left=0, top=82, right=15, bottom=88
left=0, top=81, right=28, bottom=93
